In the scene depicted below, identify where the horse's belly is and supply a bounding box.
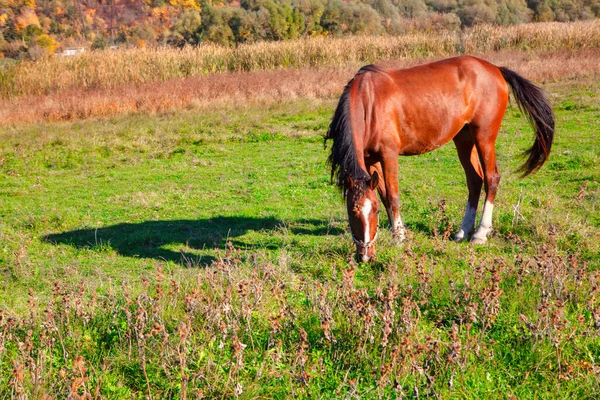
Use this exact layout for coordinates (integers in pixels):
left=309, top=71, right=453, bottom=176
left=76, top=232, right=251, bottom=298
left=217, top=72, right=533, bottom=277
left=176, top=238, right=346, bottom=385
left=399, top=141, right=445, bottom=156
left=392, top=94, right=469, bottom=154
left=397, top=125, right=462, bottom=156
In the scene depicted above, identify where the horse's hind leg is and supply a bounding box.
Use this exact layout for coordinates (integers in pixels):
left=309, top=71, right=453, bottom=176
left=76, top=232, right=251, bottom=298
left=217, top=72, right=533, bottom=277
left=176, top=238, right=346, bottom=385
left=470, top=124, right=502, bottom=244
left=453, top=127, right=484, bottom=241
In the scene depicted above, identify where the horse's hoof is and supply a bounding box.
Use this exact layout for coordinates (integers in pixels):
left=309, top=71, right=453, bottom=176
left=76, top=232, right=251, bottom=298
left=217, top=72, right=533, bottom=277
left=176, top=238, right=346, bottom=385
left=470, top=236, right=487, bottom=245
left=393, top=236, right=406, bottom=244
left=454, top=231, right=466, bottom=242
left=392, top=229, right=406, bottom=243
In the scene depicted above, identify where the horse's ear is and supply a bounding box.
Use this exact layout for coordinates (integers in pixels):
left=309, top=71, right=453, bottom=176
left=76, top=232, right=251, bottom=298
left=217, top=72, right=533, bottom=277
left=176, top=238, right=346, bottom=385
left=369, top=171, right=380, bottom=190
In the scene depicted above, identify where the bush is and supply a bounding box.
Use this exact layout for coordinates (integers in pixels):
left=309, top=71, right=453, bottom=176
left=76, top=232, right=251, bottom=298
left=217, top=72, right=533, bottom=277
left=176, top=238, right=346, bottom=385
left=34, top=34, right=58, bottom=53
left=92, top=36, right=109, bottom=50
left=169, top=10, right=203, bottom=46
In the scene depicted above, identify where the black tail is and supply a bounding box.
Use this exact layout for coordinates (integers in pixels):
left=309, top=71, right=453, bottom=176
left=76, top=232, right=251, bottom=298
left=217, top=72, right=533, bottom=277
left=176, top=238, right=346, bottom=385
left=500, top=67, right=555, bottom=176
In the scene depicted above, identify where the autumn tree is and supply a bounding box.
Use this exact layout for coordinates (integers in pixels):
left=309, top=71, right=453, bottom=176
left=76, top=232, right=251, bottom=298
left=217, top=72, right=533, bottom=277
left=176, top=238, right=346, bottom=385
left=169, top=9, right=202, bottom=45
left=0, top=0, right=599, bottom=58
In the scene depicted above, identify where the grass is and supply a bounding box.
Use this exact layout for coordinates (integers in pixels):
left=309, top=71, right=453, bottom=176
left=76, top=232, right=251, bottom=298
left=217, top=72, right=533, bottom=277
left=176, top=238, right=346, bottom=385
left=0, top=80, right=599, bottom=396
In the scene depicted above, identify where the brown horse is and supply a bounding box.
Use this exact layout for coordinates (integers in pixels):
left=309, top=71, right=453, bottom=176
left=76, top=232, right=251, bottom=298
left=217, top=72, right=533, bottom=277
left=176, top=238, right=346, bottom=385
left=325, top=56, right=554, bottom=262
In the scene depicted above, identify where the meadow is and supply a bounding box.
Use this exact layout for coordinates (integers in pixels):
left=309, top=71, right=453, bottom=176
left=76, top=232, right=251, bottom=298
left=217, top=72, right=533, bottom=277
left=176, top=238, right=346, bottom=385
left=1, top=25, right=600, bottom=399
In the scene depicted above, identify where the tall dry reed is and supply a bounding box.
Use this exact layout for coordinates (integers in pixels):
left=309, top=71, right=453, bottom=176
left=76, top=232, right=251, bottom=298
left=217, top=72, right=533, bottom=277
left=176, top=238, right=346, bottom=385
left=1, top=48, right=599, bottom=124
left=1, top=20, right=599, bottom=99
left=463, top=21, right=600, bottom=54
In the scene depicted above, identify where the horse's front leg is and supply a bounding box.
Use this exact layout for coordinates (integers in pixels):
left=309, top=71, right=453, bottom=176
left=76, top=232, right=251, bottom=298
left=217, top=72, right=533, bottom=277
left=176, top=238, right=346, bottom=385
left=453, top=132, right=484, bottom=242
left=375, top=157, right=405, bottom=242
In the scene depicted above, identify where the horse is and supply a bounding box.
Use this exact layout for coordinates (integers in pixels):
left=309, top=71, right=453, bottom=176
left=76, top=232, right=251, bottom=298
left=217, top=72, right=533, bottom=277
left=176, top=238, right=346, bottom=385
left=325, top=56, right=554, bottom=262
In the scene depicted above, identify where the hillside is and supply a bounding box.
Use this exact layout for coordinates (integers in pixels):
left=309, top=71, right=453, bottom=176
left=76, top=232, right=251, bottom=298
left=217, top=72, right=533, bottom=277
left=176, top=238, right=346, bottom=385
left=1, top=0, right=599, bottom=59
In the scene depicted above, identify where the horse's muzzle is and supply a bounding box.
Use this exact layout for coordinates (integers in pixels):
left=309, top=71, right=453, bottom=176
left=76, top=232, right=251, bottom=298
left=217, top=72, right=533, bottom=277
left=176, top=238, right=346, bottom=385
left=352, top=230, right=378, bottom=263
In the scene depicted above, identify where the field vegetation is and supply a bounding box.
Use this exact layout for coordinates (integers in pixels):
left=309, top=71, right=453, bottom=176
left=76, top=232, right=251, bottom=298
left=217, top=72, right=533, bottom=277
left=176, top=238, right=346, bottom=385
left=0, top=21, right=599, bottom=399
left=2, top=20, right=600, bottom=100
left=2, top=21, right=600, bottom=125
left=1, top=94, right=599, bottom=397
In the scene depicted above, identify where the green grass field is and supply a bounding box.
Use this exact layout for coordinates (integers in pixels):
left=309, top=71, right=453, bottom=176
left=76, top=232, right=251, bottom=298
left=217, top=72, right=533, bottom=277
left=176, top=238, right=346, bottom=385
left=0, top=87, right=599, bottom=397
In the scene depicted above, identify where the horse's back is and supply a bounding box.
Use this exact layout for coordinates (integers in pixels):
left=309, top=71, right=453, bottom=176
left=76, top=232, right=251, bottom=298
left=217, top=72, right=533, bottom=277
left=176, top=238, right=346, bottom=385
left=359, top=56, right=509, bottom=155
left=387, top=56, right=507, bottom=104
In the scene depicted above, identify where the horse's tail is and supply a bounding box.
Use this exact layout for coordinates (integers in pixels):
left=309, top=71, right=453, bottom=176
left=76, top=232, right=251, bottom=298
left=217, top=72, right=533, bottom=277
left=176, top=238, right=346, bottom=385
left=499, top=67, right=555, bottom=176
left=325, top=67, right=377, bottom=193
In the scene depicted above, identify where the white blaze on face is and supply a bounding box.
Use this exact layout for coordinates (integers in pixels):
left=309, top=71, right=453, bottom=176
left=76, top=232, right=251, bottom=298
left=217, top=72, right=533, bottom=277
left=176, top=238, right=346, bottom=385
left=361, top=199, right=373, bottom=243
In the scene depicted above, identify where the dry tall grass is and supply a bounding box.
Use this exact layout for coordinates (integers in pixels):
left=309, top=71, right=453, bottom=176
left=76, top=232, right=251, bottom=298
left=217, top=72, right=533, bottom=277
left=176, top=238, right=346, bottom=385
left=463, top=20, right=600, bottom=53
left=1, top=20, right=600, bottom=100
left=2, top=49, right=600, bottom=124
left=1, top=33, right=457, bottom=99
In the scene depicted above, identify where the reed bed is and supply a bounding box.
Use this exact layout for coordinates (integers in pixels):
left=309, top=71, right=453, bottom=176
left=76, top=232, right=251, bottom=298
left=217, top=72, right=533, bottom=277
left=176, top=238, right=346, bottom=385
left=0, top=33, right=456, bottom=99
left=1, top=20, right=600, bottom=99
left=463, top=20, right=600, bottom=53
left=1, top=49, right=599, bottom=124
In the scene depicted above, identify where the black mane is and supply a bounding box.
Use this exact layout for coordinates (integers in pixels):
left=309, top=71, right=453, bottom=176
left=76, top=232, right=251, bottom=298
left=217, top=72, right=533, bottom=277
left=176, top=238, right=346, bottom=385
left=324, top=65, right=384, bottom=197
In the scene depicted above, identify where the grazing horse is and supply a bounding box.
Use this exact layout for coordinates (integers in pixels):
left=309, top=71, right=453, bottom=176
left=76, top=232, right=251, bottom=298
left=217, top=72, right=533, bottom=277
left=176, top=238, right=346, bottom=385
left=325, top=56, right=554, bottom=262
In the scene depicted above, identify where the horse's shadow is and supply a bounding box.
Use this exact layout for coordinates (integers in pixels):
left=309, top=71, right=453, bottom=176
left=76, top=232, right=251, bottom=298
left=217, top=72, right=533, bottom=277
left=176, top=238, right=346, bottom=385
left=43, top=216, right=342, bottom=267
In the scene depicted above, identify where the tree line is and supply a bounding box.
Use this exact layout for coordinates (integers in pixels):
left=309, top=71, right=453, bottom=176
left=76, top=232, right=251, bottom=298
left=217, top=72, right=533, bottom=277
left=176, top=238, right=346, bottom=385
left=1, top=0, right=599, bottom=59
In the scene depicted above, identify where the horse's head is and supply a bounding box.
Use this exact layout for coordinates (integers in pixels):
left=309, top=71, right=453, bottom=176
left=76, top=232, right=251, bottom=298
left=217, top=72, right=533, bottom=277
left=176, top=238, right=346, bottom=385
left=346, top=172, right=380, bottom=262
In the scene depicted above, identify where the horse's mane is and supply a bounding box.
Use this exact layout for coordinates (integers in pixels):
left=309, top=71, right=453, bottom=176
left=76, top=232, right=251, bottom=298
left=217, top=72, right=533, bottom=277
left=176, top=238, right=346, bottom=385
left=325, top=65, right=385, bottom=198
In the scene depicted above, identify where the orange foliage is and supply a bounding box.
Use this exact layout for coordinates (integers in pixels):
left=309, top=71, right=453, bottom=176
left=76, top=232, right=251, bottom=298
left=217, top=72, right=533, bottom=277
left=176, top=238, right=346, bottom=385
left=15, top=7, right=40, bottom=31
left=85, top=8, right=96, bottom=25
left=151, top=6, right=170, bottom=21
